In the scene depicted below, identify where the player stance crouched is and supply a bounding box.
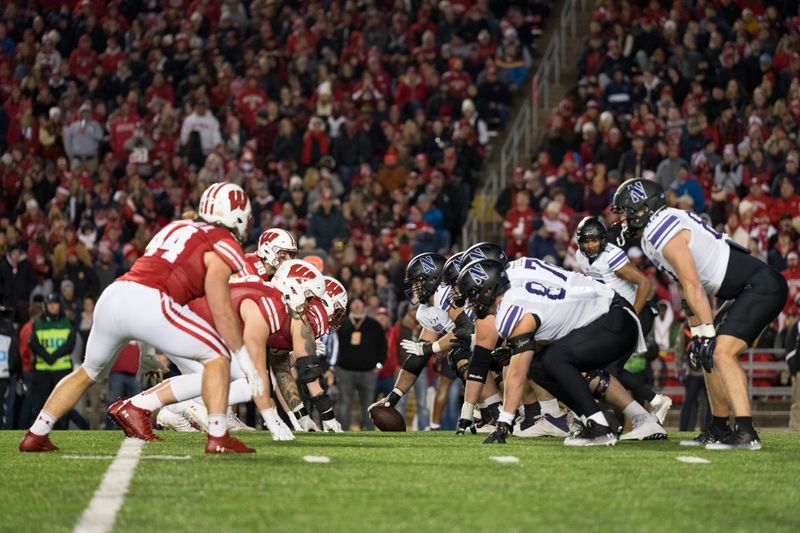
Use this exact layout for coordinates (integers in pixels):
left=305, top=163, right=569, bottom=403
left=613, top=178, right=788, bottom=449
left=459, top=258, right=663, bottom=446
left=21, top=183, right=259, bottom=454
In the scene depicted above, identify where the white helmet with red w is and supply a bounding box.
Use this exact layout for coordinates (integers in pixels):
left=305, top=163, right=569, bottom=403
left=322, top=276, right=348, bottom=331
left=257, top=228, right=298, bottom=269
left=272, top=259, right=327, bottom=317
left=198, top=182, right=252, bottom=242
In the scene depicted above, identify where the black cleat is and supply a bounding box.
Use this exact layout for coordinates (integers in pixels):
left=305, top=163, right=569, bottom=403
left=563, top=419, right=617, bottom=446
left=679, top=424, right=732, bottom=447
left=705, top=427, right=762, bottom=450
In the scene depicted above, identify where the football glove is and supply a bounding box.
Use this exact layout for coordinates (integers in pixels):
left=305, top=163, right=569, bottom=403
left=315, top=338, right=326, bottom=358
left=689, top=324, right=716, bottom=373
left=262, top=408, right=295, bottom=441
left=322, top=418, right=343, bottom=432
left=491, top=346, right=512, bottom=367
left=482, top=421, right=512, bottom=444
left=400, top=339, right=437, bottom=357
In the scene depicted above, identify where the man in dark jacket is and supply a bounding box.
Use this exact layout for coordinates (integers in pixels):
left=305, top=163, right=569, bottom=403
left=58, top=250, right=99, bottom=302
left=308, top=190, right=349, bottom=252
left=29, top=293, right=81, bottom=430
left=0, top=245, right=36, bottom=325
left=0, top=307, right=20, bottom=428
left=335, top=298, right=387, bottom=430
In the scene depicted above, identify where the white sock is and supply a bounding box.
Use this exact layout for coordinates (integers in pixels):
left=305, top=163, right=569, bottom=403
left=623, top=401, right=648, bottom=419
left=587, top=411, right=609, bottom=427
left=168, top=374, right=203, bottom=402
left=208, top=414, right=227, bottom=437
left=460, top=401, right=475, bottom=420
left=30, top=410, right=57, bottom=436
left=484, top=393, right=501, bottom=405
left=130, top=390, right=164, bottom=411
left=165, top=400, right=193, bottom=416
left=228, top=378, right=253, bottom=405
left=539, top=399, right=563, bottom=417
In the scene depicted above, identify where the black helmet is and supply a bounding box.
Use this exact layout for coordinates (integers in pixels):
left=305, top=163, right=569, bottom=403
left=442, top=252, right=464, bottom=287
left=456, top=259, right=510, bottom=319
left=611, top=178, right=667, bottom=229
left=576, top=216, right=608, bottom=261
left=403, top=253, right=446, bottom=304
left=44, top=292, right=60, bottom=304
left=463, top=242, right=509, bottom=266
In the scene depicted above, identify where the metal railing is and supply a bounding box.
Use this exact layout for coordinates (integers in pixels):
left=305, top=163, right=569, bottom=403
left=461, top=0, right=587, bottom=246
left=654, top=349, right=793, bottom=403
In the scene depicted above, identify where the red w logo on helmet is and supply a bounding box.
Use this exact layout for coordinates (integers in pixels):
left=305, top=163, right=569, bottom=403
left=228, top=190, right=248, bottom=210
left=288, top=263, right=316, bottom=281
left=325, top=279, right=344, bottom=295
left=259, top=231, right=279, bottom=245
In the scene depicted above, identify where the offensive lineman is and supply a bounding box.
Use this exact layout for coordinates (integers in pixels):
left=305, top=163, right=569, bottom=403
left=20, top=183, right=261, bottom=454
left=612, top=178, right=788, bottom=449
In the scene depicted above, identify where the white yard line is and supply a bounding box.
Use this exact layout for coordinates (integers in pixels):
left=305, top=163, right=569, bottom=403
left=73, top=438, right=144, bottom=533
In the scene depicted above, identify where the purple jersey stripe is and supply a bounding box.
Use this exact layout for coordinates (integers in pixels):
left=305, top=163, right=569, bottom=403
left=608, top=252, right=627, bottom=269
left=648, top=214, right=678, bottom=248
left=653, top=217, right=680, bottom=249
left=499, top=305, right=522, bottom=339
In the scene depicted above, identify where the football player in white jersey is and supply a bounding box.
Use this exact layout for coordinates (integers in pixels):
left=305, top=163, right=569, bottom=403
left=575, top=216, right=673, bottom=424
left=613, top=178, right=788, bottom=449
left=458, top=258, right=664, bottom=446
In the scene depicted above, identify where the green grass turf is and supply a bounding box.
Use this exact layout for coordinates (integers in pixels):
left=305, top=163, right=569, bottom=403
left=2, top=430, right=800, bottom=533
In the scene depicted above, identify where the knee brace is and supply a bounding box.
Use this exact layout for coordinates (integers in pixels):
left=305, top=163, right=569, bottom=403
left=311, top=393, right=335, bottom=420
left=585, top=369, right=611, bottom=399
left=402, top=352, right=432, bottom=376
left=467, top=346, right=492, bottom=383
left=295, top=355, right=323, bottom=384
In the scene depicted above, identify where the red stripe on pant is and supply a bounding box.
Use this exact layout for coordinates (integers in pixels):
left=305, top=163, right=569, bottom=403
left=160, top=296, right=229, bottom=360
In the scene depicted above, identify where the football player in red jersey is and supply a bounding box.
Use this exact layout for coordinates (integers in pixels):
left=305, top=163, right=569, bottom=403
left=21, top=183, right=261, bottom=454
left=245, top=228, right=298, bottom=280
left=134, top=261, right=333, bottom=440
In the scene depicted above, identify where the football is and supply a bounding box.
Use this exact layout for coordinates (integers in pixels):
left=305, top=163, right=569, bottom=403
left=370, top=405, right=406, bottom=432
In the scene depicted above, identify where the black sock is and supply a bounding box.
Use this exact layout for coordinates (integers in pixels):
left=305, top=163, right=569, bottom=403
left=735, top=416, right=755, bottom=433
left=711, top=415, right=730, bottom=433
left=524, top=402, right=540, bottom=421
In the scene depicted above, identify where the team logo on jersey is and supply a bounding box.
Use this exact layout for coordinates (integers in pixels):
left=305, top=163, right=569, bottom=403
left=468, top=264, right=489, bottom=284
left=628, top=181, right=648, bottom=203
left=420, top=255, right=437, bottom=274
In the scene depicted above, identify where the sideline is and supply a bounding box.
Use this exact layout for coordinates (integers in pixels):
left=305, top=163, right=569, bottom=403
left=73, top=438, right=144, bottom=533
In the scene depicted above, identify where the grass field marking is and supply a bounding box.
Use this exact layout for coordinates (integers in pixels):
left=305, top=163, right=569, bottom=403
left=303, top=455, right=331, bottom=463
left=62, top=455, right=116, bottom=460
left=73, top=438, right=144, bottom=533
left=489, top=456, right=520, bottom=463
left=143, top=455, right=192, bottom=460
left=676, top=456, right=711, bottom=464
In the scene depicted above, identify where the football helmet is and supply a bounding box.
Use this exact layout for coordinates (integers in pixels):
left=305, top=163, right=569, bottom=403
left=463, top=242, right=509, bottom=266
left=272, top=259, right=326, bottom=318
left=576, top=216, right=608, bottom=261
left=457, top=259, right=510, bottom=319
left=611, top=178, right=667, bottom=229
left=198, top=182, right=252, bottom=242
left=257, top=228, right=298, bottom=270
left=403, top=253, right=446, bottom=305
left=322, top=276, right=348, bottom=332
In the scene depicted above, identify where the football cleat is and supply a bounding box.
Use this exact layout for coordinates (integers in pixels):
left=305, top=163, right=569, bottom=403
left=156, top=408, right=198, bottom=432
left=516, top=414, right=570, bottom=438
left=679, top=425, right=732, bottom=447
left=19, top=430, right=59, bottom=452
left=205, top=432, right=256, bottom=454
left=108, top=400, right=161, bottom=441
left=564, top=419, right=617, bottom=446
left=475, top=403, right=500, bottom=433
left=619, top=414, right=668, bottom=441
left=184, top=401, right=209, bottom=432
left=227, top=412, right=256, bottom=432
left=649, top=394, right=672, bottom=424
left=705, top=427, right=762, bottom=450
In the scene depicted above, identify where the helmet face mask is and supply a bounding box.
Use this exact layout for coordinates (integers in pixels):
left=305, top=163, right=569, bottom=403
left=257, top=229, right=298, bottom=271
left=576, top=216, right=608, bottom=261
left=322, top=276, right=348, bottom=332
left=403, top=253, right=446, bottom=305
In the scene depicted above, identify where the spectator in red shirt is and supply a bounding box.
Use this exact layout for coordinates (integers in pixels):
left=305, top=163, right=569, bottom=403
left=743, top=177, right=772, bottom=222
left=237, top=72, right=269, bottom=133
left=99, top=35, right=125, bottom=75
left=773, top=177, right=800, bottom=222
left=442, top=57, right=471, bottom=99
left=503, top=190, right=537, bottom=259
left=68, top=34, right=97, bottom=82
left=782, top=251, right=800, bottom=315
left=144, top=72, right=175, bottom=106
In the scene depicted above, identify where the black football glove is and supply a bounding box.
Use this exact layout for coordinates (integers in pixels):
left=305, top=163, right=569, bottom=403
left=690, top=335, right=716, bottom=373
left=491, top=346, right=512, bottom=367
left=453, top=312, right=473, bottom=338
left=686, top=339, right=702, bottom=372
left=482, top=421, right=512, bottom=444
left=456, top=417, right=477, bottom=435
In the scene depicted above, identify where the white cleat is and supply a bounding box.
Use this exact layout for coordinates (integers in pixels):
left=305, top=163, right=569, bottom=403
left=184, top=401, right=209, bottom=432
left=620, top=414, right=668, bottom=441
left=227, top=412, right=256, bottom=432
left=649, top=394, right=672, bottom=424
left=156, top=407, right=198, bottom=432
left=563, top=420, right=618, bottom=446
left=515, top=414, right=570, bottom=438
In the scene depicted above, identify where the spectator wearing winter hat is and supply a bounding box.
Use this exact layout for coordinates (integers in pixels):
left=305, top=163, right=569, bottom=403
left=377, top=150, right=408, bottom=194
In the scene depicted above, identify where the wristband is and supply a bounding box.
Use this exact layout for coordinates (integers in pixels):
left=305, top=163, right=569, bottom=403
left=431, top=341, right=441, bottom=354
left=460, top=401, right=475, bottom=420
left=498, top=411, right=515, bottom=425
left=690, top=324, right=716, bottom=338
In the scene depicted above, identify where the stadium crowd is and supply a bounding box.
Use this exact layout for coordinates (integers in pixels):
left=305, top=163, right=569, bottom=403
left=0, top=0, right=552, bottom=429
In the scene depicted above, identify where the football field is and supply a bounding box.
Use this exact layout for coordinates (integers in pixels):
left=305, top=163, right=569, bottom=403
left=2, top=430, right=800, bottom=533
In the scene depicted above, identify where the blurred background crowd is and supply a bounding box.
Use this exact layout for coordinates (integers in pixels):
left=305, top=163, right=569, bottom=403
left=0, top=0, right=799, bottom=432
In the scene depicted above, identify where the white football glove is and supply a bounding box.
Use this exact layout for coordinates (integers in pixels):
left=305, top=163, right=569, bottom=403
left=322, top=418, right=343, bottom=432
left=136, top=342, right=168, bottom=388
left=232, top=346, right=265, bottom=398
left=315, top=338, right=326, bottom=357
left=298, top=414, right=319, bottom=432
left=286, top=410, right=302, bottom=431
left=400, top=339, right=439, bottom=357
left=262, top=408, right=295, bottom=441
